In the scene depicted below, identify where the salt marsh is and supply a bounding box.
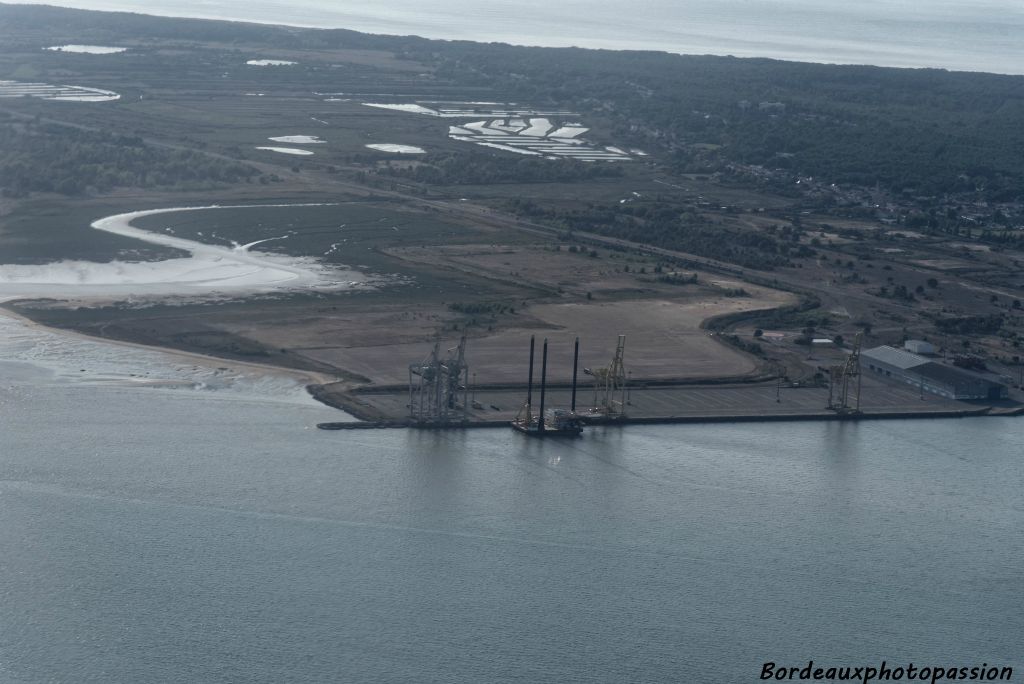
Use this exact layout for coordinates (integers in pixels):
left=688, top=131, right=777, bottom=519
left=364, top=100, right=631, bottom=160
left=363, top=102, right=576, bottom=118
left=267, top=135, right=325, bottom=144
left=0, top=80, right=120, bottom=102
left=45, top=44, right=127, bottom=54
left=448, top=117, right=632, bottom=160
left=0, top=205, right=369, bottom=301
left=255, top=146, right=315, bottom=156
left=365, top=143, right=426, bottom=154
left=246, top=59, right=296, bottom=66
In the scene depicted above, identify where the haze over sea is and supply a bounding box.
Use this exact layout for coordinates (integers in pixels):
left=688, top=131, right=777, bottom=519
left=10, top=0, right=1024, bottom=74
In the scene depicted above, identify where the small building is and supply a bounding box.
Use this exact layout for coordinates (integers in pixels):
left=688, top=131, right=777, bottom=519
left=904, top=339, right=936, bottom=355
left=861, top=345, right=1007, bottom=400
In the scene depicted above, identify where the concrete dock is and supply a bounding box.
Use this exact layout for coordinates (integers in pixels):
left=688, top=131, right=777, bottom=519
left=315, top=374, right=1018, bottom=430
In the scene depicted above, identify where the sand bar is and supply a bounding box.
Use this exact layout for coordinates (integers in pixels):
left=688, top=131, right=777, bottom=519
left=365, top=143, right=426, bottom=154
left=268, top=135, right=325, bottom=144
left=46, top=45, right=127, bottom=54
left=0, top=205, right=368, bottom=301
left=255, top=146, right=315, bottom=156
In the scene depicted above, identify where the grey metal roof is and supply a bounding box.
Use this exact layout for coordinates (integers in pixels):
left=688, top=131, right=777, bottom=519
left=861, top=345, right=929, bottom=370
left=914, top=362, right=1004, bottom=391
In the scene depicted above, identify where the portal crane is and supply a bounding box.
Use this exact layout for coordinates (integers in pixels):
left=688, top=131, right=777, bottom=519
left=826, top=332, right=862, bottom=414
left=408, top=335, right=469, bottom=423
left=584, top=334, right=627, bottom=416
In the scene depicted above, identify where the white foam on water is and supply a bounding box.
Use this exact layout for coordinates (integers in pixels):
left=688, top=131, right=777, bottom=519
left=246, top=59, right=296, bottom=66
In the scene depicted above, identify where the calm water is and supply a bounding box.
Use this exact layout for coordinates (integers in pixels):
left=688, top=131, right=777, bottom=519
left=8, top=0, right=1024, bottom=74
left=0, top=313, right=1021, bottom=682
left=3, top=4, right=1021, bottom=678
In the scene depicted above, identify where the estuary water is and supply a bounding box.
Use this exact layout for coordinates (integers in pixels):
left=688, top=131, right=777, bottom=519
left=9, top=0, right=1024, bottom=74
left=1, top=7, right=1022, bottom=674
left=0, top=311, right=1021, bottom=683
left=0, top=205, right=367, bottom=300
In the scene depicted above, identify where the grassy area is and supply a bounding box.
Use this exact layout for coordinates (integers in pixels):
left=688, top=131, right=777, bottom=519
left=129, top=200, right=535, bottom=276
left=0, top=198, right=187, bottom=263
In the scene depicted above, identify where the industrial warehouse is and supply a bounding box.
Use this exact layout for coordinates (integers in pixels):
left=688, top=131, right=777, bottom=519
left=861, top=344, right=1009, bottom=400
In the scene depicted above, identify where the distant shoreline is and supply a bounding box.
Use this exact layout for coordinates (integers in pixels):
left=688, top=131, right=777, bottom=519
left=4, top=0, right=1023, bottom=75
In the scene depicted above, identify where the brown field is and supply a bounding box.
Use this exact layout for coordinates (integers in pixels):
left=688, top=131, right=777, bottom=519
left=14, top=230, right=795, bottom=393
left=235, top=243, right=795, bottom=387
left=293, top=297, right=785, bottom=387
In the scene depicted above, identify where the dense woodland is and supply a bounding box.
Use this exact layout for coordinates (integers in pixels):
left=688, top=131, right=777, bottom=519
left=423, top=45, right=1024, bottom=202
left=0, top=117, right=258, bottom=196
left=1, top=3, right=1023, bottom=204
left=506, top=198, right=811, bottom=270
left=377, top=153, right=623, bottom=185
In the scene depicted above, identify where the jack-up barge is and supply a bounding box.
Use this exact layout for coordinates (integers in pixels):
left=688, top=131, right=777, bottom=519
left=512, top=336, right=585, bottom=437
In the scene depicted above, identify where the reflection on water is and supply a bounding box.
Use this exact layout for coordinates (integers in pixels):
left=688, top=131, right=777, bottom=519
left=0, top=352, right=1021, bottom=681
left=0, top=307, right=1021, bottom=681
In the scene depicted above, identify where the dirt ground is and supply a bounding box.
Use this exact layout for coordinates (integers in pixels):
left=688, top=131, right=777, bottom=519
left=352, top=374, right=977, bottom=423
left=17, top=234, right=795, bottom=390
left=285, top=298, right=774, bottom=387
left=194, top=243, right=797, bottom=387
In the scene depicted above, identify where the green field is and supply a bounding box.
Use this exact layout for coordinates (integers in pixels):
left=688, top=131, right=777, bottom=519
left=0, top=199, right=187, bottom=264
left=130, top=200, right=526, bottom=275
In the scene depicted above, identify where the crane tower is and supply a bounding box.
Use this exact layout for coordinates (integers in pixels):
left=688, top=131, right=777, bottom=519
left=585, top=334, right=627, bottom=416
left=408, top=335, right=469, bottom=423
left=826, top=332, right=863, bottom=414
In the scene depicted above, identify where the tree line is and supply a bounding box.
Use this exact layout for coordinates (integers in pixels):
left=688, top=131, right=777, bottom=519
left=421, top=44, right=1024, bottom=203
left=506, top=198, right=812, bottom=270
left=376, top=153, right=623, bottom=185
left=0, top=118, right=258, bottom=197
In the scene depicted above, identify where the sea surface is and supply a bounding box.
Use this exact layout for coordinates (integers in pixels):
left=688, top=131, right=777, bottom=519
left=0, top=311, right=1021, bottom=683
left=8, top=0, right=1024, bottom=74
left=1, top=6, right=1022, bottom=675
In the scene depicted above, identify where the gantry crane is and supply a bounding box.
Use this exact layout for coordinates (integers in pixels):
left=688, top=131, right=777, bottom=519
left=826, top=332, right=862, bottom=414
left=584, top=334, right=627, bottom=417
left=408, top=335, right=469, bottom=423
